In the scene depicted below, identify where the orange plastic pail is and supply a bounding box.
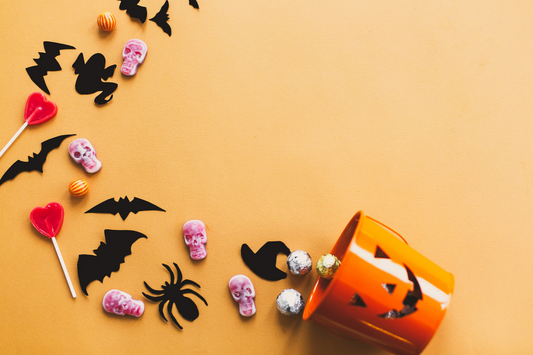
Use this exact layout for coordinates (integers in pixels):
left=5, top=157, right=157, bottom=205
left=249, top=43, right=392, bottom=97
left=302, top=211, right=454, bottom=355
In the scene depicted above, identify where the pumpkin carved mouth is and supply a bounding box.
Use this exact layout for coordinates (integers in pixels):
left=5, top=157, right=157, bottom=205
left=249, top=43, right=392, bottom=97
left=349, top=245, right=424, bottom=319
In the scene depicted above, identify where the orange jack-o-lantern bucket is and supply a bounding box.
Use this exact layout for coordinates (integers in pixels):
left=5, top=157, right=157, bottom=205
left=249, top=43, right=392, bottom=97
left=302, top=211, right=454, bottom=355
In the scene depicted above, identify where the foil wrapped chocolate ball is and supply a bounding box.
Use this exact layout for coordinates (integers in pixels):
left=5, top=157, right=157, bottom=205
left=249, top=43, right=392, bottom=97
left=276, top=289, right=305, bottom=316
left=287, top=250, right=313, bottom=275
left=316, top=253, right=341, bottom=279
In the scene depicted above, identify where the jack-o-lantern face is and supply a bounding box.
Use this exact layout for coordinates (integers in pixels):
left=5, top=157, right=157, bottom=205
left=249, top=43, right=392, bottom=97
left=348, top=245, right=423, bottom=319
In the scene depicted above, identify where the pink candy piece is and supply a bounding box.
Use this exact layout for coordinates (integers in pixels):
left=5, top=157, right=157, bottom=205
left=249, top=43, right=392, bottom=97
left=228, top=275, right=256, bottom=317
left=183, top=220, right=207, bottom=260
left=121, top=39, right=147, bottom=76
left=102, top=289, right=144, bottom=317
left=68, top=138, right=102, bottom=173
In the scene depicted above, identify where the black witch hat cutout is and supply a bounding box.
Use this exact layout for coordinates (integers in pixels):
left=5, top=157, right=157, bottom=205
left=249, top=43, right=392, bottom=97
left=241, top=241, right=291, bottom=281
left=143, top=263, right=208, bottom=329
left=0, top=134, right=75, bottom=186
left=85, top=196, right=166, bottom=220
left=77, top=229, right=147, bottom=295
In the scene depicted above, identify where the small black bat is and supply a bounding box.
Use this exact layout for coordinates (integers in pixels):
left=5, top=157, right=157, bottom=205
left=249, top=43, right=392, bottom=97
left=189, top=0, right=199, bottom=9
left=150, top=0, right=171, bottom=36
left=241, top=241, right=291, bottom=281
left=26, top=42, right=76, bottom=94
left=0, top=134, right=75, bottom=186
left=118, top=0, right=147, bottom=23
left=78, top=229, right=147, bottom=296
left=85, top=196, right=166, bottom=220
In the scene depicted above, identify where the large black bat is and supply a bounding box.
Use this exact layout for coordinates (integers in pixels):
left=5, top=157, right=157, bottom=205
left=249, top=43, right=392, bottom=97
left=150, top=0, right=171, bottom=36
left=118, top=0, right=147, bottom=23
left=241, top=241, right=291, bottom=281
left=0, top=134, right=75, bottom=186
left=85, top=196, right=166, bottom=220
left=26, top=42, right=76, bottom=94
left=77, top=229, right=147, bottom=296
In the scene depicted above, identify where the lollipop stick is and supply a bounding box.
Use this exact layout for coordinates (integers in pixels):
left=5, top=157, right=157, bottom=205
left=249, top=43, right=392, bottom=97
left=0, top=122, right=28, bottom=159
left=51, top=237, right=77, bottom=298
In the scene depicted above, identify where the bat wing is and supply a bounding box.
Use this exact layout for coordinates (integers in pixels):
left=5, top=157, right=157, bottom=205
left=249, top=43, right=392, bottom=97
left=119, top=0, right=147, bottom=23
left=0, top=134, right=75, bottom=187
left=77, top=230, right=147, bottom=296
left=130, top=197, right=166, bottom=213
left=25, top=66, right=50, bottom=94
left=85, top=198, right=120, bottom=216
left=150, top=0, right=171, bottom=36
left=43, top=41, right=76, bottom=57
left=189, top=0, right=199, bottom=9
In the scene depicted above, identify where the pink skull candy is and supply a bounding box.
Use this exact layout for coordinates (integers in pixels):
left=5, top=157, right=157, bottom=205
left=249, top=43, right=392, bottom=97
left=102, top=289, right=144, bottom=317
left=183, top=220, right=207, bottom=260
left=228, top=274, right=256, bottom=317
left=68, top=138, right=102, bottom=173
left=121, top=39, right=147, bottom=76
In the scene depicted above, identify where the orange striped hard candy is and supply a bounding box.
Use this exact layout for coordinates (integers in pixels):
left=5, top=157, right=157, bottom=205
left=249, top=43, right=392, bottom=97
left=97, top=12, right=116, bottom=32
left=69, top=179, right=89, bottom=197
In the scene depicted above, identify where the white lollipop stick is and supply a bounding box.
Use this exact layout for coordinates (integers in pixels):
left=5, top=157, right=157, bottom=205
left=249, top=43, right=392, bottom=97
left=51, top=237, right=77, bottom=298
left=0, top=122, right=28, bottom=158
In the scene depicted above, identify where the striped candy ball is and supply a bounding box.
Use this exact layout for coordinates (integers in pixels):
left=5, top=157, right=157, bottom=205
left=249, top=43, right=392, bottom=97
left=69, top=179, right=89, bottom=197
left=97, top=12, right=116, bottom=32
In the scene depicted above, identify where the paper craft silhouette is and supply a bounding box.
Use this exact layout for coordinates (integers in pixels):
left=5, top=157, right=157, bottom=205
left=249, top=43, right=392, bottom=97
left=189, top=0, right=199, bottom=9
left=26, top=42, right=76, bottom=94
left=118, top=0, right=147, bottom=23
left=143, top=263, right=208, bottom=329
left=85, top=196, right=166, bottom=220
left=77, top=229, right=147, bottom=295
left=0, top=134, right=75, bottom=186
left=241, top=241, right=291, bottom=281
left=72, top=53, right=117, bottom=105
left=150, top=0, right=171, bottom=36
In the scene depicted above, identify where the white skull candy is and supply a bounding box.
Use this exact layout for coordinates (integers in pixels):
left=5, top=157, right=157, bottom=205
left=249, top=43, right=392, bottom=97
left=102, top=289, right=144, bottom=317
left=68, top=138, right=102, bottom=173
left=228, top=274, right=256, bottom=317
left=183, top=220, right=207, bottom=260
left=121, top=39, right=148, bottom=76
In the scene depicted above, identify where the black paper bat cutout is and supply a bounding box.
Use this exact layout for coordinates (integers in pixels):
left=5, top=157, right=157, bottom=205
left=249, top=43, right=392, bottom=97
left=150, top=0, right=171, bottom=36
left=26, top=42, right=76, bottom=94
left=241, top=241, right=291, bottom=281
left=0, top=134, right=75, bottom=186
left=189, top=0, right=199, bottom=10
left=118, top=0, right=147, bottom=23
left=77, top=229, right=147, bottom=295
left=72, top=53, right=117, bottom=105
left=85, top=196, right=166, bottom=220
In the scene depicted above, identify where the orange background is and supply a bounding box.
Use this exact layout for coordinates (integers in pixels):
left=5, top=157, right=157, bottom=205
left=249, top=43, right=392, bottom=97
left=1, top=0, right=532, bottom=354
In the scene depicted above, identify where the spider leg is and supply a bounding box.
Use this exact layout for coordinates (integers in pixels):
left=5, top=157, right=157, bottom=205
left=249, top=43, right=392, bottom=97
left=162, top=264, right=175, bottom=285
left=143, top=292, right=165, bottom=302
left=159, top=299, right=169, bottom=322
left=181, top=279, right=201, bottom=289
left=167, top=301, right=183, bottom=329
left=144, top=281, right=165, bottom=295
left=174, top=263, right=183, bottom=285
left=182, top=289, right=208, bottom=306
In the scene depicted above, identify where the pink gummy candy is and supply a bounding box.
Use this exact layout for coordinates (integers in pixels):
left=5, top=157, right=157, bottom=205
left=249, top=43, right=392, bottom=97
left=228, top=275, right=256, bottom=317
left=121, top=39, right=147, bottom=76
left=183, top=220, right=207, bottom=260
left=102, top=289, right=144, bottom=317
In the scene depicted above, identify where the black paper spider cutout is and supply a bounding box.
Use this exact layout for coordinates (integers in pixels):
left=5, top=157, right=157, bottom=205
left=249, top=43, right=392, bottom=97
left=143, top=263, right=208, bottom=329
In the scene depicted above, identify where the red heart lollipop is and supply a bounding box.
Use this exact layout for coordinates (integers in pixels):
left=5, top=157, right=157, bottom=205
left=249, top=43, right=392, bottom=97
left=24, top=92, right=58, bottom=125
left=30, top=202, right=64, bottom=238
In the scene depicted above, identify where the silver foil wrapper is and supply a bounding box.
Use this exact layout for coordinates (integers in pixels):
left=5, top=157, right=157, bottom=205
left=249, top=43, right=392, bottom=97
left=276, top=289, right=305, bottom=316
left=286, top=250, right=313, bottom=275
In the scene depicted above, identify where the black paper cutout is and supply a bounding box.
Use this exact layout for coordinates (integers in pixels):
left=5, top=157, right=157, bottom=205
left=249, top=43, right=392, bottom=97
left=189, top=0, right=199, bottom=9
left=241, top=241, right=291, bottom=281
left=143, top=263, right=208, bottom=329
left=349, top=292, right=367, bottom=307
left=374, top=246, right=390, bottom=259
left=0, top=134, right=75, bottom=186
left=72, top=53, right=117, bottom=105
left=77, top=229, right=147, bottom=295
left=150, top=0, right=171, bottom=36
left=118, top=0, right=147, bottom=23
left=85, top=196, right=166, bottom=220
left=26, top=42, right=76, bottom=94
